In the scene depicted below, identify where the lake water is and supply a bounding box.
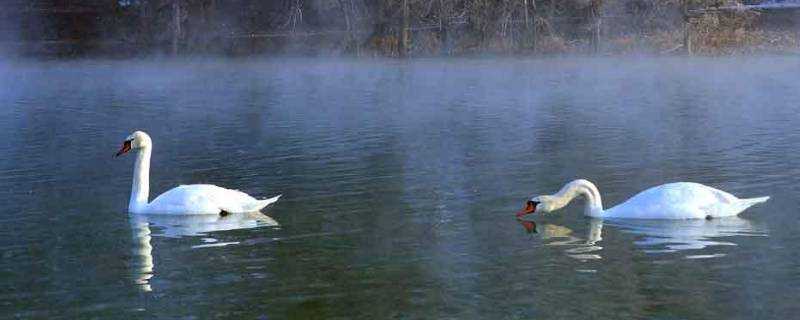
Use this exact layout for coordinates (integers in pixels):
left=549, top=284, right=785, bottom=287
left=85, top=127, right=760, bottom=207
left=1, top=57, right=799, bottom=319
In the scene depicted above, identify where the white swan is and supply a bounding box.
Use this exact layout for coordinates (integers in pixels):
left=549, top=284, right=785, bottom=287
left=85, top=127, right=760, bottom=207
left=516, top=179, right=768, bottom=219
left=115, top=131, right=281, bottom=215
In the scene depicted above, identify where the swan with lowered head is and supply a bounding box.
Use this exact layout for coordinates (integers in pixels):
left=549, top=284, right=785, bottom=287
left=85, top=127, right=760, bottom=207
left=516, top=179, right=768, bottom=220
left=115, top=131, right=281, bottom=215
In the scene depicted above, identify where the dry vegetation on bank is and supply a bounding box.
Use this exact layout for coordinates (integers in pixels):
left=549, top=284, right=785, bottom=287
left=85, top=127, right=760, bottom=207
left=2, top=0, right=799, bottom=57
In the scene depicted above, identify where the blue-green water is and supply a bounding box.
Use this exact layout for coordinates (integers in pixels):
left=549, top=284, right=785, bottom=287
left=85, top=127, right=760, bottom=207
left=1, top=57, right=799, bottom=319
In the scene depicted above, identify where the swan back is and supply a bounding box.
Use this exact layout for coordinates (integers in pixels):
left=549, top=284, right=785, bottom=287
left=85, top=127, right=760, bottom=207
left=140, top=184, right=268, bottom=215
left=603, top=182, right=766, bottom=219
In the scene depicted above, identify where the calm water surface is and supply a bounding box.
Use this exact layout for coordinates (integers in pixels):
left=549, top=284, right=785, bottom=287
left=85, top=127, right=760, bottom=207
left=1, top=57, right=799, bottom=319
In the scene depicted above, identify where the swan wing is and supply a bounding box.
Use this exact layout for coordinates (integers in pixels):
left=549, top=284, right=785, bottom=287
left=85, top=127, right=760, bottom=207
left=145, top=184, right=265, bottom=215
left=604, top=182, right=740, bottom=219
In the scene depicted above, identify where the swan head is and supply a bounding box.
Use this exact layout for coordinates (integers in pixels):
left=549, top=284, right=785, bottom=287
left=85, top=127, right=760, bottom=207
left=515, top=196, right=556, bottom=217
left=115, top=131, right=152, bottom=157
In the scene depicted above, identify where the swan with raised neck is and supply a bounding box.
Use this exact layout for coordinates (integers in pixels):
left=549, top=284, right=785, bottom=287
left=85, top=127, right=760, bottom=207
left=115, top=131, right=281, bottom=215
left=517, top=179, right=769, bottom=220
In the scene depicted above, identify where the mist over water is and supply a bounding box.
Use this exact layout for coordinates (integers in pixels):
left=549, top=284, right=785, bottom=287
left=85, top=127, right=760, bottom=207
left=1, top=57, right=800, bottom=318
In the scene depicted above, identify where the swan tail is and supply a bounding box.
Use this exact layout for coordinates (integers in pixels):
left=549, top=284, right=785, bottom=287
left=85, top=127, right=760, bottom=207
left=249, top=194, right=282, bottom=212
left=739, top=196, right=770, bottom=207
left=725, top=196, right=769, bottom=216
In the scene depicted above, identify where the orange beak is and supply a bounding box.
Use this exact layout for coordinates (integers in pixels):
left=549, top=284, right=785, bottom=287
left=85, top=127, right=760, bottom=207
left=115, top=140, right=132, bottom=157
left=515, top=200, right=537, bottom=217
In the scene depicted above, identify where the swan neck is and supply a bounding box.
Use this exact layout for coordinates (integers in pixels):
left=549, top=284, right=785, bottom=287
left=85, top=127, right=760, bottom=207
left=554, top=179, right=604, bottom=217
left=130, top=146, right=151, bottom=212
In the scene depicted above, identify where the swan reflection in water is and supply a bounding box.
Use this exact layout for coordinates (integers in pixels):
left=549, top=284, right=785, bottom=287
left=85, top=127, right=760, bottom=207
left=519, top=216, right=767, bottom=261
left=129, top=212, right=279, bottom=292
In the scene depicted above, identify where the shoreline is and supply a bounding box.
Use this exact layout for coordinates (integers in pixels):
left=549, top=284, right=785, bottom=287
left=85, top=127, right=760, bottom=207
left=2, top=53, right=799, bottom=66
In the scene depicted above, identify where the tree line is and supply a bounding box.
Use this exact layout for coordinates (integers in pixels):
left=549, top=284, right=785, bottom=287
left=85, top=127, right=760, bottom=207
left=1, top=0, right=796, bottom=57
